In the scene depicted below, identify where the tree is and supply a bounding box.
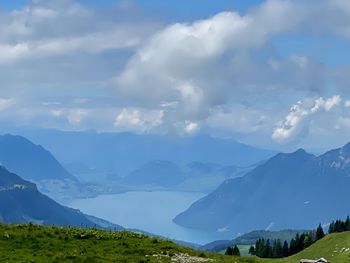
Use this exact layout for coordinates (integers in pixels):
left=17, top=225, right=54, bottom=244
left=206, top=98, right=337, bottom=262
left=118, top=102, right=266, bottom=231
left=225, top=245, right=240, bottom=256
left=265, top=239, right=272, bottom=258
left=346, top=216, right=350, bottom=231
left=282, top=241, right=289, bottom=257
left=328, top=221, right=335, bottom=233
left=232, top=245, right=241, bottom=256
left=289, top=238, right=297, bottom=255
left=248, top=245, right=256, bottom=255
left=316, top=224, right=325, bottom=240
left=225, top=246, right=234, bottom=255
left=303, top=234, right=312, bottom=248
left=272, top=239, right=283, bottom=258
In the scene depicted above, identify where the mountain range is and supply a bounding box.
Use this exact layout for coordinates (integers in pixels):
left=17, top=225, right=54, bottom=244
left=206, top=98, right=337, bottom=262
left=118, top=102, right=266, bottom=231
left=122, top=160, right=255, bottom=192
left=174, top=143, right=350, bottom=236
left=0, top=134, right=92, bottom=201
left=16, top=129, right=275, bottom=177
left=0, top=165, right=117, bottom=228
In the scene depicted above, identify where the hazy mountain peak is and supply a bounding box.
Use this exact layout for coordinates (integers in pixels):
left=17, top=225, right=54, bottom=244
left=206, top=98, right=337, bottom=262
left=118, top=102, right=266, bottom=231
left=174, top=143, right=350, bottom=235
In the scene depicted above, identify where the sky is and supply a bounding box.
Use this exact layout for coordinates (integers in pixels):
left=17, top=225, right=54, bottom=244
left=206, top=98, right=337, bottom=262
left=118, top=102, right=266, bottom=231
left=1, top=0, right=350, bottom=151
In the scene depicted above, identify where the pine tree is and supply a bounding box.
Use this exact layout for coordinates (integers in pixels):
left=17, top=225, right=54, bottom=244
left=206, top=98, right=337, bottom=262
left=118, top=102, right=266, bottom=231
left=329, top=221, right=335, bottom=233
left=289, top=238, right=297, bottom=255
left=265, top=239, right=272, bottom=258
left=303, top=234, right=312, bottom=248
left=272, top=239, right=283, bottom=258
left=225, top=246, right=234, bottom=255
left=316, top=224, right=325, bottom=240
left=282, top=241, right=289, bottom=257
left=232, top=245, right=240, bottom=256
left=248, top=245, right=256, bottom=255
left=345, top=216, right=350, bottom=231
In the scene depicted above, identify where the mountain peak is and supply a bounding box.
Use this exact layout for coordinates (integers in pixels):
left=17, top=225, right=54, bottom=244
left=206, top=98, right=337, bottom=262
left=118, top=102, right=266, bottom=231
left=293, top=148, right=308, bottom=156
left=340, top=141, right=350, bottom=154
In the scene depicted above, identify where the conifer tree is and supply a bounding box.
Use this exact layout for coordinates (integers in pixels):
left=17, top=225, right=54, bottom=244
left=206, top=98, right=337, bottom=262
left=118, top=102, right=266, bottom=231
left=272, top=239, right=283, bottom=258
left=232, top=245, right=240, bottom=256
left=346, top=216, right=350, bottom=231
left=248, top=245, right=256, bottom=255
left=316, top=224, right=325, bottom=240
left=282, top=240, right=289, bottom=257
left=225, top=246, right=234, bottom=255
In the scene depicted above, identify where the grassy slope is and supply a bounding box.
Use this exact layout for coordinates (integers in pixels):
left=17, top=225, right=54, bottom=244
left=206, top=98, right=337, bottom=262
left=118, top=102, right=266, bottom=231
left=275, top=231, right=350, bottom=263
left=0, top=224, right=348, bottom=263
left=0, top=224, right=257, bottom=263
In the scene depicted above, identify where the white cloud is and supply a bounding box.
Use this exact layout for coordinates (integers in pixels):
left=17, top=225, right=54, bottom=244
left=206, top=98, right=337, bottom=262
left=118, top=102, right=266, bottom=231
left=114, top=108, right=164, bottom=133
left=116, top=5, right=299, bottom=108
left=67, top=109, right=90, bottom=126
left=184, top=121, right=200, bottom=135
left=0, top=0, right=159, bottom=64
left=272, top=95, right=341, bottom=144
left=2, top=0, right=350, bottom=150
left=115, top=0, right=335, bottom=126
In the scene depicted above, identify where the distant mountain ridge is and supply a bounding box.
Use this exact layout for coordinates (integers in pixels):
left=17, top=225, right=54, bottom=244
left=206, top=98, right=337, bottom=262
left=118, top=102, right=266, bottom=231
left=0, top=166, right=112, bottom=227
left=0, top=134, right=75, bottom=181
left=17, top=129, right=276, bottom=176
left=174, top=143, right=350, bottom=236
left=122, top=160, right=255, bottom=192
left=0, top=134, right=94, bottom=201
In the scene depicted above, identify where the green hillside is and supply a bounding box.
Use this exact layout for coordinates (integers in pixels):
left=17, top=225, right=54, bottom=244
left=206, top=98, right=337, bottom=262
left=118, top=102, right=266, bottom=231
left=0, top=223, right=348, bottom=263
left=0, top=223, right=253, bottom=263
left=274, top=231, right=350, bottom=263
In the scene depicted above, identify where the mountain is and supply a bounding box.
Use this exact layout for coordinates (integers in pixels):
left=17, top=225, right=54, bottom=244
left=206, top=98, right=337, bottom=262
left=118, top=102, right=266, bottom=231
left=0, top=134, right=93, bottom=201
left=0, top=134, right=75, bottom=181
left=122, top=160, right=255, bottom=192
left=124, top=160, right=186, bottom=187
left=16, top=129, right=275, bottom=177
left=174, top=144, right=350, bottom=236
left=0, top=166, right=113, bottom=227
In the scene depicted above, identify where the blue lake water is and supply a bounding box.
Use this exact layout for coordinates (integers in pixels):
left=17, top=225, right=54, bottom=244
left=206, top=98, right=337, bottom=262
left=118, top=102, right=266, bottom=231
left=67, top=191, right=229, bottom=245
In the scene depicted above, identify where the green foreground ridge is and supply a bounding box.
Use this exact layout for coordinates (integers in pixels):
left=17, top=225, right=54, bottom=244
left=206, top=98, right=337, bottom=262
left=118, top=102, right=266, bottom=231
left=0, top=224, right=349, bottom=263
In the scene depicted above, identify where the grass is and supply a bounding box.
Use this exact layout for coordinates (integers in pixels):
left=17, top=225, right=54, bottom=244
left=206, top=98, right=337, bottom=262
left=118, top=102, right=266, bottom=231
left=0, top=223, right=348, bottom=262
left=275, top=231, right=350, bottom=263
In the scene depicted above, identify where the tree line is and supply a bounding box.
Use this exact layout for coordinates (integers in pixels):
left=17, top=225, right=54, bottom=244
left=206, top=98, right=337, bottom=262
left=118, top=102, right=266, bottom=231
left=248, top=224, right=324, bottom=258
left=225, top=216, right=350, bottom=258
left=328, top=216, right=350, bottom=233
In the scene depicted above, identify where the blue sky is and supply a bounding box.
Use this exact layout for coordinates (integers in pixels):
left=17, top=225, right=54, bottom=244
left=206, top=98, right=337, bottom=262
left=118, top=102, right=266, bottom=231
left=1, top=0, right=350, bottom=151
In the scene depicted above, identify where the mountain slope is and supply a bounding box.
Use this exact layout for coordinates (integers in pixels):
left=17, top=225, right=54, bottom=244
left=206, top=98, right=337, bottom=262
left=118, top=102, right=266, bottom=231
left=0, top=223, right=348, bottom=262
left=0, top=166, right=99, bottom=227
left=281, top=231, right=350, bottom=263
left=0, top=134, right=75, bottom=181
left=0, top=134, right=92, bottom=201
left=124, top=160, right=186, bottom=187
left=174, top=145, right=350, bottom=236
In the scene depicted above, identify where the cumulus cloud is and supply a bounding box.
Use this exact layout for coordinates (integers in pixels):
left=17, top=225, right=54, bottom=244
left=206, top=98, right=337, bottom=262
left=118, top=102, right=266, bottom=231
left=184, top=121, right=200, bottom=135
left=115, top=0, right=344, bottom=126
left=3, top=0, right=350, bottom=150
left=116, top=4, right=301, bottom=111
left=0, top=0, right=157, bottom=64
left=272, top=95, right=341, bottom=144
left=114, top=108, right=164, bottom=133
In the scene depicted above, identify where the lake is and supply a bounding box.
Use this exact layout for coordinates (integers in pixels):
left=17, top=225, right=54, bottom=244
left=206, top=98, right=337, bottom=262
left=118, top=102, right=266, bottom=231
left=67, top=191, right=229, bottom=245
